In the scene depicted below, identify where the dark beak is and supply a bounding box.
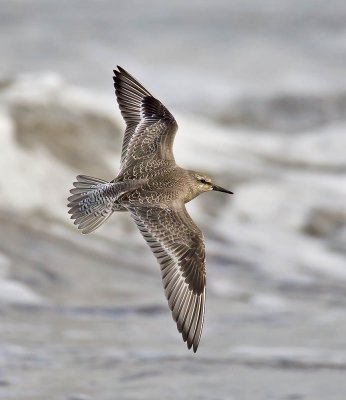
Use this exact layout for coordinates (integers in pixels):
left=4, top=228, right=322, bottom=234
left=211, top=184, right=233, bottom=194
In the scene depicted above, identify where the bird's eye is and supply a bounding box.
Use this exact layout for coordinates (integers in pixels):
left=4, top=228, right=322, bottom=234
left=200, top=178, right=206, bottom=184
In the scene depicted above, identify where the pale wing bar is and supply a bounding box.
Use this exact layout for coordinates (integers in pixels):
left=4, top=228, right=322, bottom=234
left=130, top=205, right=206, bottom=352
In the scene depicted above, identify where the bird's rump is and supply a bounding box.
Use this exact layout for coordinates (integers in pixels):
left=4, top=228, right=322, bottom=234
left=129, top=204, right=206, bottom=352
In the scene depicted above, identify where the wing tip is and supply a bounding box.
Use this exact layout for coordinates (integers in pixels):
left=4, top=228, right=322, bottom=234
left=176, top=295, right=204, bottom=353
left=113, top=66, right=125, bottom=81
left=186, top=336, right=200, bottom=353
left=113, top=65, right=134, bottom=81
left=113, top=65, right=123, bottom=73
left=112, top=65, right=153, bottom=101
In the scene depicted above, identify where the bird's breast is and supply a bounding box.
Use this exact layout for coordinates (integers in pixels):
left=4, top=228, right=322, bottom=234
left=118, top=173, right=190, bottom=207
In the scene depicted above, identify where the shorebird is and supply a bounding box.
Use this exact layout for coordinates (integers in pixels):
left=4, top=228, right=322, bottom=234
left=67, top=67, right=233, bottom=352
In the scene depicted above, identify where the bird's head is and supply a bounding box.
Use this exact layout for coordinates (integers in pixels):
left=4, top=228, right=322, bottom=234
left=189, top=171, right=233, bottom=198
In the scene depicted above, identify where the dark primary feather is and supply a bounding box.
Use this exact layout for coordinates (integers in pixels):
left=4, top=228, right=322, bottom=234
left=113, top=66, right=178, bottom=171
left=129, top=204, right=206, bottom=352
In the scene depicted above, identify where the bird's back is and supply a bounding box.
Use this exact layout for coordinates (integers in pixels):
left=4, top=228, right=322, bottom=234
left=115, top=161, right=191, bottom=207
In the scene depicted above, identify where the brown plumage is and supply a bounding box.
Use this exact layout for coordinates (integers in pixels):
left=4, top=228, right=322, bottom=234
left=67, top=66, right=233, bottom=352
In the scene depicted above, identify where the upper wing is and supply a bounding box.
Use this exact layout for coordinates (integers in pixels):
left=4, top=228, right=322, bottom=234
left=129, top=204, right=206, bottom=352
left=113, top=66, right=178, bottom=172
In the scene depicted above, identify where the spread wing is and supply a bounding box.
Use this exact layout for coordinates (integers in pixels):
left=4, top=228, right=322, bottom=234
left=129, top=204, right=206, bottom=352
left=113, top=66, right=178, bottom=172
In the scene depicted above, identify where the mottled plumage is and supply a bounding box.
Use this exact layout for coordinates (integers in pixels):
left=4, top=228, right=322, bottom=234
left=67, top=66, right=232, bottom=352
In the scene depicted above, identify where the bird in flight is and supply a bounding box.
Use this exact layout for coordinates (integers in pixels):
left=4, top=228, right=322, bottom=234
left=67, top=67, right=233, bottom=352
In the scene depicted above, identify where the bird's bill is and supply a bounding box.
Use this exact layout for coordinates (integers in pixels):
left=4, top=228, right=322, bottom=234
left=211, top=184, right=233, bottom=194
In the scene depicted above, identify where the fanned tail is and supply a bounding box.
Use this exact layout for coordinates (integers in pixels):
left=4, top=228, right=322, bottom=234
left=67, top=175, right=114, bottom=234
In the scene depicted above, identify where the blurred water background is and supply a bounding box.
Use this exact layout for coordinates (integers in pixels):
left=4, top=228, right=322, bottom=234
left=0, top=1, right=346, bottom=399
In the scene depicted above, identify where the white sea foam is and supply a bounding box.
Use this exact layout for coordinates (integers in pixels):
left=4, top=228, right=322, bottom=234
left=0, top=73, right=345, bottom=289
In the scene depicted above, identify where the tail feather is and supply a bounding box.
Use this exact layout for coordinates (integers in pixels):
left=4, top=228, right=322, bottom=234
left=76, top=175, right=107, bottom=184
left=68, top=175, right=114, bottom=234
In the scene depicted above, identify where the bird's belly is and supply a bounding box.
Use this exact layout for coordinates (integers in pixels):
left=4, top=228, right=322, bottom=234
left=118, top=187, right=182, bottom=207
